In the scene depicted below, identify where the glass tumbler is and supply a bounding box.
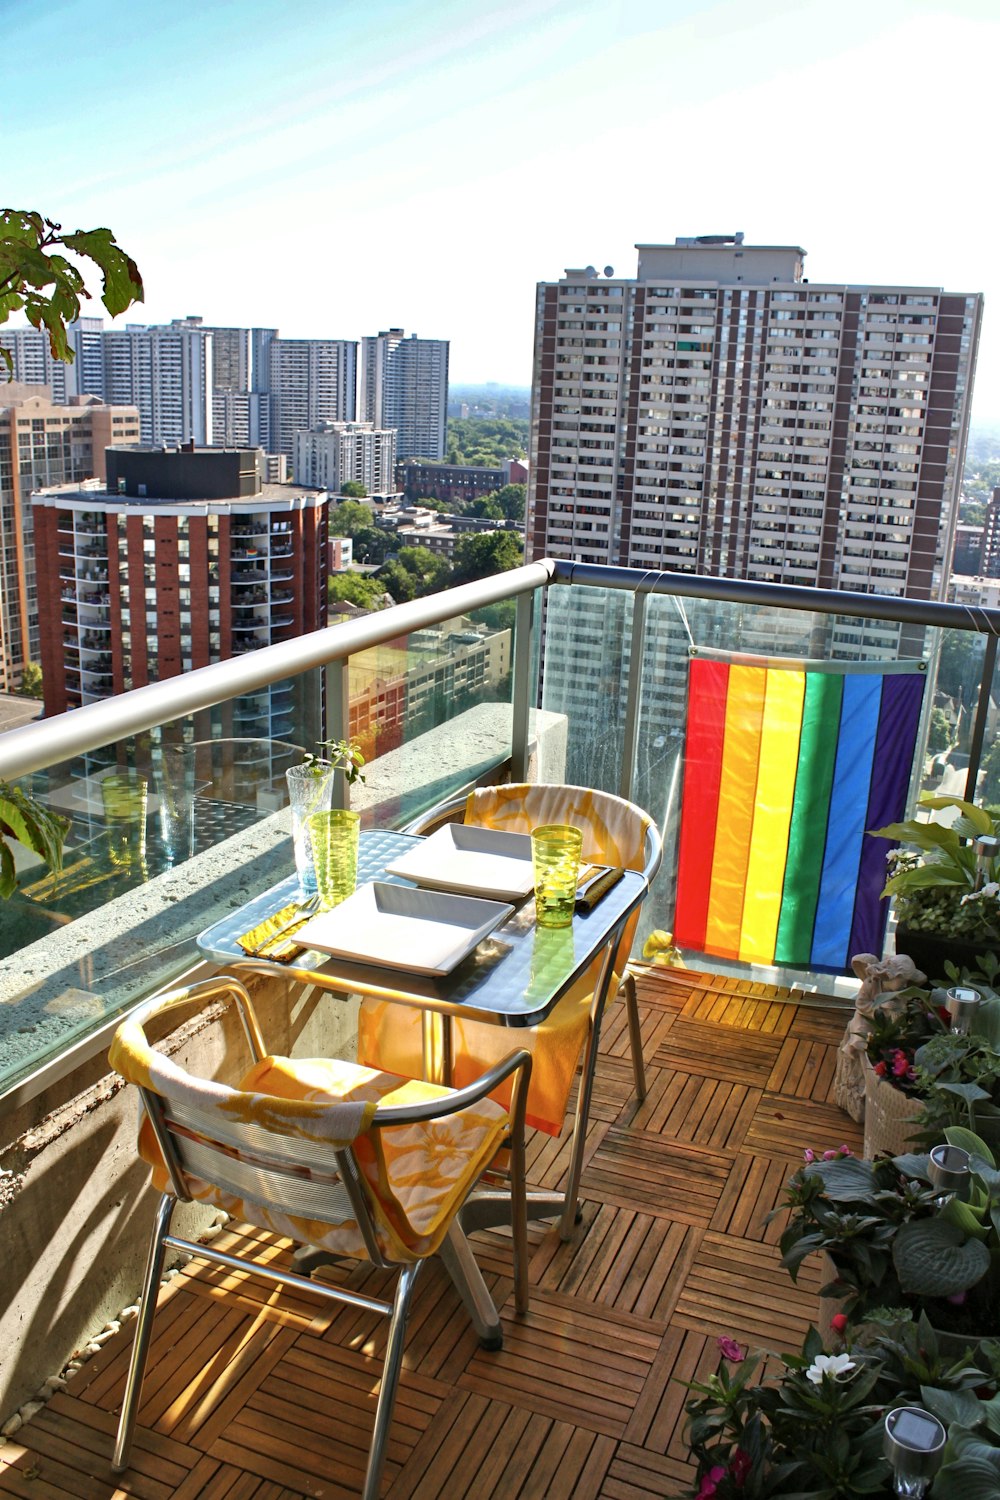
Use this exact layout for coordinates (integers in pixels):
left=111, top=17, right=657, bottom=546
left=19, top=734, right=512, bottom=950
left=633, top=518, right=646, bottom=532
left=285, top=762, right=335, bottom=896
left=531, top=824, right=583, bottom=928
left=308, top=809, right=361, bottom=909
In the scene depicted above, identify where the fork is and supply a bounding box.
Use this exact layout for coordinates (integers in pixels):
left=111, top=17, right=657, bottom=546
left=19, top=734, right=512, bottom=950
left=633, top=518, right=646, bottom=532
left=248, top=893, right=322, bottom=954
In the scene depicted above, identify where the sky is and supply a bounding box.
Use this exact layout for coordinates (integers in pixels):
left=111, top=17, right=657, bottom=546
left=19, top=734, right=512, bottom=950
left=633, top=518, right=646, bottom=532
left=4, top=0, right=1000, bottom=423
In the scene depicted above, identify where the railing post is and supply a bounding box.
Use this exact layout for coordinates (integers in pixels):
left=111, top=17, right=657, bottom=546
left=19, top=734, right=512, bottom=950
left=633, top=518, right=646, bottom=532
left=618, top=590, right=647, bottom=802
left=510, top=590, right=534, bottom=782
left=965, top=631, right=998, bottom=801
left=326, top=658, right=350, bottom=809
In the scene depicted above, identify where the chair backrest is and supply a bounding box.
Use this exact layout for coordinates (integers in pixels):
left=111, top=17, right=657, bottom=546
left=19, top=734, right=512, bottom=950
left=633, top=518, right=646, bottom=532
left=109, top=984, right=387, bottom=1257
left=464, top=782, right=662, bottom=967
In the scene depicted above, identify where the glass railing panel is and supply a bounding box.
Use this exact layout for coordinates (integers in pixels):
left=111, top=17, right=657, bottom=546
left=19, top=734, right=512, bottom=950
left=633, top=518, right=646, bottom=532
left=0, top=669, right=324, bottom=1099
left=536, top=584, right=633, bottom=793
left=350, top=601, right=517, bottom=828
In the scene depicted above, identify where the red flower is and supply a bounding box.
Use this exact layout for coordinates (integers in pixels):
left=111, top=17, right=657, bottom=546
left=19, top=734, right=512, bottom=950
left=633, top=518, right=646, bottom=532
left=874, top=1060, right=887, bottom=1077
left=937, top=1006, right=951, bottom=1025
left=831, top=1313, right=849, bottom=1334
left=697, top=1465, right=727, bottom=1498
left=729, top=1449, right=752, bottom=1487
left=891, top=1049, right=911, bottom=1078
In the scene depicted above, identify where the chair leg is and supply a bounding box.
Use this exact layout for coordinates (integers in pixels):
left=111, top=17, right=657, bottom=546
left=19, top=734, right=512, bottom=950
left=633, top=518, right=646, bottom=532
left=438, top=1221, right=503, bottom=1348
left=622, top=971, right=647, bottom=1102
left=362, top=1261, right=421, bottom=1500
left=112, top=1192, right=175, bottom=1473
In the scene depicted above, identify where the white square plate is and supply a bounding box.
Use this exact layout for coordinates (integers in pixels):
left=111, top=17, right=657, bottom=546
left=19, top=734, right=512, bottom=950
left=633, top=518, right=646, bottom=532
left=385, top=823, right=535, bottom=900
left=295, top=881, right=515, bottom=976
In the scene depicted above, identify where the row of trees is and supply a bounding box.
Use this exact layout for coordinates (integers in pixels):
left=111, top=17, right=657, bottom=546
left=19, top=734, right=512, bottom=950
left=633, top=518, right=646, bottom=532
left=329, top=529, right=523, bottom=613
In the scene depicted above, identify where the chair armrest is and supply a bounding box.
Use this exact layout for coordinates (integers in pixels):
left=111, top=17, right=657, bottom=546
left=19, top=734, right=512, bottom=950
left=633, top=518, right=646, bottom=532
left=401, top=790, right=470, bottom=836
left=373, top=1047, right=532, bottom=1124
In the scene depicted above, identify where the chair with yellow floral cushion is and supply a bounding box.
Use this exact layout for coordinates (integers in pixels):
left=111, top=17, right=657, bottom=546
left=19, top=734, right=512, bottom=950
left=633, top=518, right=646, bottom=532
left=108, top=975, right=530, bottom=1500
left=357, top=783, right=661, bottom=1144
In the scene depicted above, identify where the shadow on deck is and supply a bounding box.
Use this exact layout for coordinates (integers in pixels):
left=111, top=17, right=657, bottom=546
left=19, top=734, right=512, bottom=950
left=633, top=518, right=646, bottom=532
left=0, top=967, right=858, bottom=1499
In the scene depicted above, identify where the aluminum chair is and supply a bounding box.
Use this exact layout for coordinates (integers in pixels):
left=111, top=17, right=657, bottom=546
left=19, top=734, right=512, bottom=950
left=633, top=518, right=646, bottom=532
left=108, top=975, right=530, bottom=1500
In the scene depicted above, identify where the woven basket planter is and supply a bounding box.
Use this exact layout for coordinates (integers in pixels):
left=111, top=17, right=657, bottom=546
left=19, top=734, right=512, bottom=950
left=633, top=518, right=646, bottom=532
left=862, top=1055, right=923, bottom=1159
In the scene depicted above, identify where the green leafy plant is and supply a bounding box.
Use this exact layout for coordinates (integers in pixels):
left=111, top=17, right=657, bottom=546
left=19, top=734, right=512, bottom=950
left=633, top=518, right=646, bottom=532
left=0, top=780, right=69, bottom=898
left=1, top=208, right=143, bottom=374
left=302, top=738, right=366, bottom=787
left=871, top=795, right=1000, bottom=942
left=682, top=1321, right=1000, bottom=1497
left=774, top=1132, right=1000, bottom=1335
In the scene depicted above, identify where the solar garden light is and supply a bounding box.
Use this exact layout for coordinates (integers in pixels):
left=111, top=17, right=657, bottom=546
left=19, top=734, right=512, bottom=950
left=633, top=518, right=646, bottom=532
left=883, top=1407, right=946, bottom=1497
left=927, top=1143, right=972, bottom=1207
left=946, top=985, right=981, bottom=1034
left=974, top=834, right=999, bottom=891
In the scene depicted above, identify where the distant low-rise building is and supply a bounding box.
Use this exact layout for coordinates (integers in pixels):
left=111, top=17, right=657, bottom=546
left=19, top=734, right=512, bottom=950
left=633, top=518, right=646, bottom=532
left=397, top=457, right=527, bottom=505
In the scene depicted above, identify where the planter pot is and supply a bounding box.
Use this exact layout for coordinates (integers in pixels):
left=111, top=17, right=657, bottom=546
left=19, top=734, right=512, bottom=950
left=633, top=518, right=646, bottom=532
left=895, top=923, right=999, bottom=982
left=862, top=1055, right=923, bottom=1159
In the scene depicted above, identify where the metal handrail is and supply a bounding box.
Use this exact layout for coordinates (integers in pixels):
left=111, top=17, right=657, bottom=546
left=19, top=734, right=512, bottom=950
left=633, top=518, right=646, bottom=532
left=0, top=561, right=555, bottom=781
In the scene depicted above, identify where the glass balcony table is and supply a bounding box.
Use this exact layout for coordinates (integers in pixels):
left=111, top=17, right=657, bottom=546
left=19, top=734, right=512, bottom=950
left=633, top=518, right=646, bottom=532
left=197, top=828, right=648, bottom=1239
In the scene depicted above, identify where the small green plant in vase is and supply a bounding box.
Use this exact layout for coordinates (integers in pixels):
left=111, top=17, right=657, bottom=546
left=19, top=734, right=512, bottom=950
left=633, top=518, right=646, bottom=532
left=286, top=739, right=365, bottom=900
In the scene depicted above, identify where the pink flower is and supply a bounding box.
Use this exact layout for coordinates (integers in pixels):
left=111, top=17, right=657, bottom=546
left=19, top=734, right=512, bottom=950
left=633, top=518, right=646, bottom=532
left=831, top=1312, right=849, bottom=1334
left=717, top=1336, right=745, bottom=1363
left=839, top=1145, right=852, bottom=1156
left=946, top=1291, right=967, bottom=1306
left=729, top=1449, right=752, bottom=1487
left=822, top=1149, right=839, bottom=1160
left=891, top=1049, right=912, bottom=1078
left=697, top=1466, right=727, bottom=1498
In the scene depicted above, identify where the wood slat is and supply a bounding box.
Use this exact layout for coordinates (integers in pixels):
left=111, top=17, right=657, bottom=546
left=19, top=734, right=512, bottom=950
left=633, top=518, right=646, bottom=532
left=3, top=964, right=863, bottom=1500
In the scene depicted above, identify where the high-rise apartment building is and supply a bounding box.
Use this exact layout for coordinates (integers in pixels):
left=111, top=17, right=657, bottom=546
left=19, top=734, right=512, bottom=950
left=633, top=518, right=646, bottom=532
left=268, top=339, right=357, bottom=459
left=33, top=448, right=328, bottom=734
left=294, top=421, right=397, bottom=494
left=0, top=329, right=68, bottom=402
left=528, top=236, right=982, bottom=608
left=361, top=329, right=449, bottom=460
left=0, top=386, right=139, bottom=690
left=95, top=322, right=214, bottom=446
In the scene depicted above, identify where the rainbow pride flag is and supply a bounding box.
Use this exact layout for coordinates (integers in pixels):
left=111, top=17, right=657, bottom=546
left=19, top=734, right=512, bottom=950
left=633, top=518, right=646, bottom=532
left=673, top=655, right=926, bottom=973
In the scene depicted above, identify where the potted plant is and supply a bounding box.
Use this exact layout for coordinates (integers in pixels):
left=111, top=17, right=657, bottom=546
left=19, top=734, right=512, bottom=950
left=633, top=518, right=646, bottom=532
left=862, top=987, right=950, bottom=1157
left=682, top=1319, right=1000, bottom=1497
left=870, top=795, right=1000, bottom=978
left=862, top=984, right=1000, bottom=1154
left=774, top=1132, right=1000, bottom=1346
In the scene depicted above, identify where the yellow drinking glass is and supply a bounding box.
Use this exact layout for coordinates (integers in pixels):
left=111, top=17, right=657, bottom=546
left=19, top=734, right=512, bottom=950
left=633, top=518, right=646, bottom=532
left=308, top=809, right=361, bottom=909
left=531, top=824, right=583, bottom=929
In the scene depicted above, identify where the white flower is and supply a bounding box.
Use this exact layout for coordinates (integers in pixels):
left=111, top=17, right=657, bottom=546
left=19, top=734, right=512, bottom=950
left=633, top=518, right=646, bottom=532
left=805, top=1353, right=855, bottom=1385
left=985, top=882, right=1000, bottom=899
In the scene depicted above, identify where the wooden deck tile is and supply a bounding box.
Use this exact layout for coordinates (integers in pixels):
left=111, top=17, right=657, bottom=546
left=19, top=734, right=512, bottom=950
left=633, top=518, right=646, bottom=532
left=3, top=964, right=862, bottom=1499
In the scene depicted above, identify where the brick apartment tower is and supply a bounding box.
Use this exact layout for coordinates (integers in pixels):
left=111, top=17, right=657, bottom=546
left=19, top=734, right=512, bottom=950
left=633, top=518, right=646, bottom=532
left=0, top=386, right=139, bottom=691
left=527, top=236, right=982, bottom=607
left=32, top=448, right=328, bottom=732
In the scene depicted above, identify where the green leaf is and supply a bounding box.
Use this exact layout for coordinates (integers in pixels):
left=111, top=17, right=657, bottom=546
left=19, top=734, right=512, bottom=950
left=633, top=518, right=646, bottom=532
left=61, top=227, right=144, bottom=316
left=892, top=1217, right=991, bottom=1296
left=920, top=1385, right=984, bottom=1427
left=805, top=1156, right=879, bottom=1200
left=945, top=1125, right=997, bottom=1167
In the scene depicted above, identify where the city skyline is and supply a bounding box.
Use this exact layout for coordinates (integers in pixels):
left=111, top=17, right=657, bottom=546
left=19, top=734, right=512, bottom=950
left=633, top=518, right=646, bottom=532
left=5, top=0, right=999, bottom=424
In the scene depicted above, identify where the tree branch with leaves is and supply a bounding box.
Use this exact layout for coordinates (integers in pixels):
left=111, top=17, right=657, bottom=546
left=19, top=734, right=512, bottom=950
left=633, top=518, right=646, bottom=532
left=0, top=208, right=144, bottom=376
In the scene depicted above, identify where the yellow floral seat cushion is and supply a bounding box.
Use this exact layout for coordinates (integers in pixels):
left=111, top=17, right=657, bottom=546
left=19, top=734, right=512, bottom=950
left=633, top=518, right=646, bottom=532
left=359, top=783, right=650, bottom=1135
left=111, top=1010, right=508, bottom=1263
